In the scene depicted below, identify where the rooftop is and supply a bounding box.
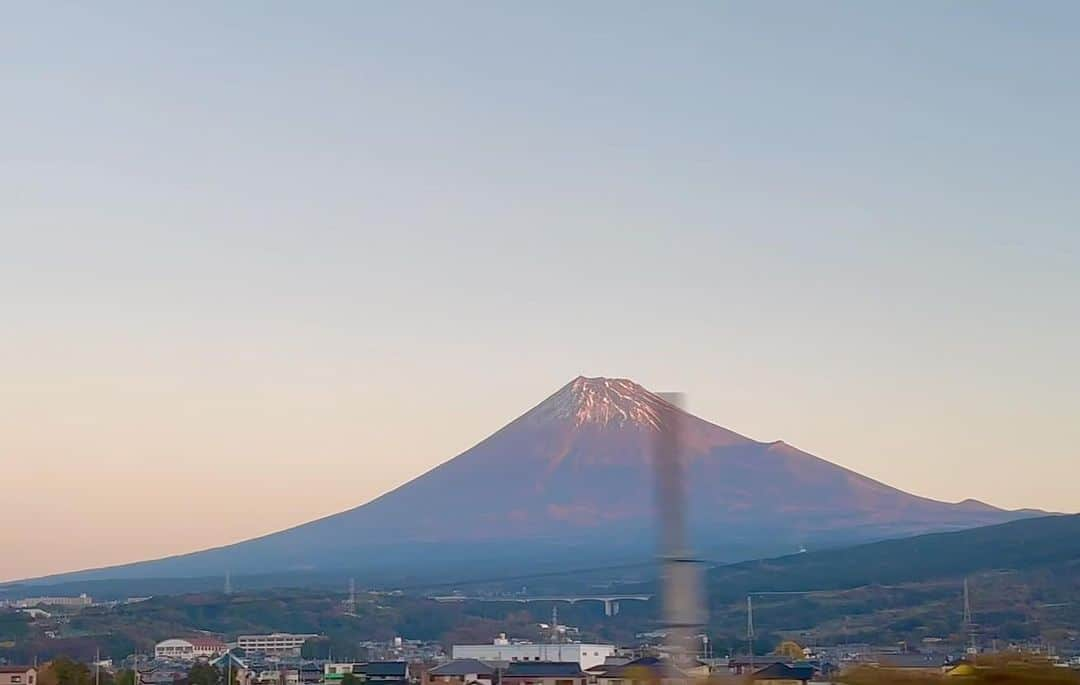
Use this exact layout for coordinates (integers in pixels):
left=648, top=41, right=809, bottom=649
left=504, top=662, right=585, bottom=678
left=752, top=663, right=815, bottom=681
left=601, top=657, right=687, bottom=680
left=428, top=660, right=496, bottom=677
left=358, top=662, right=408, bottom=678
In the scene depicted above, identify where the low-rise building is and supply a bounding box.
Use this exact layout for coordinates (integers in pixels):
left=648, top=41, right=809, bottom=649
left=155, top=637, right=228, bottom=660
left=427, top=659, right=496, bottom=685
left=323, top=664, right=358, bottom=681
left=0, top=667, right=36, bottom=685
left=452, top=638, right=616, bottom=671
left=323, top=662, right=409, bottom=684
left=255, top=670, right=300, bottom=685
left=359, top=663, right=409, bottom=685
left=501, top=662, right=587, bottom=685
left=237, top=634, right=320, bottom=656
left=11, top=595, right=92, bottom=609
left=592, top=656, right=691, bottom=685
left=137, top=667, right=188, bottom=685
left=749, top=663, right=814, bottom=685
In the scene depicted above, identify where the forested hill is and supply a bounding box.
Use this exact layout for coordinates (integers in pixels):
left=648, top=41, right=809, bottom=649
left=707, top=513, right=1080, bottom=601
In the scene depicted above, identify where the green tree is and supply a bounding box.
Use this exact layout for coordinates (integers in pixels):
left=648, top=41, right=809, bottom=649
left=42, top=658, right=93, bottom=685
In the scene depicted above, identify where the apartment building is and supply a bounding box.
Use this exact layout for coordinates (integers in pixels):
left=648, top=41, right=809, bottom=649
left=236, top=633, right=320, bottom=656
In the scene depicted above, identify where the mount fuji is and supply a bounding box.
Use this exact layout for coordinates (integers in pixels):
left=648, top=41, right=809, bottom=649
left=23, top=377, right=1035, bottom=584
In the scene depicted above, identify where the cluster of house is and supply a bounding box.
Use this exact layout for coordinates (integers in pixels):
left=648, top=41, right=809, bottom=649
left=130, top=633, right=452, bottom=685
left=426, top=637, right=819, bottom=685
left=427, top=655, right=713, bottom=685
left=130, top=633, right=833, bottom=685
left=7, top=630, right=1080, bottom=685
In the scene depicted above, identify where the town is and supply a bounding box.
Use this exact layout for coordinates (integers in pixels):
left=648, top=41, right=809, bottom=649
left=2, top=588, right=1079, bottom=685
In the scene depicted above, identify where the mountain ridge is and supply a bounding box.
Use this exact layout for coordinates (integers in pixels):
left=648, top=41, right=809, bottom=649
left=14, top=376, right=1039, bottom=585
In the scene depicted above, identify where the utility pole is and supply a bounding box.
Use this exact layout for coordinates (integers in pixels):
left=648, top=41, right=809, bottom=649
left=348, top=578, right=356, bottom=612
left=225, top=571, right=232, bottom=596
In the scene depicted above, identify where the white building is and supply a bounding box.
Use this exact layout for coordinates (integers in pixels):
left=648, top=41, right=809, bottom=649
left=256, top=672, right=299, bottom=685
left=452, top=638, right=616, bottom=671
left=323, top=664, right=358, bottom=680
left=236, top=634, right=320, bottom=656
left=155, top=637, right=228, bottom=660
left=13, top=594, right=93, bottom=608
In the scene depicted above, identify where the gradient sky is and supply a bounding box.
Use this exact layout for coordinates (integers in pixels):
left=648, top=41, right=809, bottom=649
left=2, top=2, right=1078, bottom=582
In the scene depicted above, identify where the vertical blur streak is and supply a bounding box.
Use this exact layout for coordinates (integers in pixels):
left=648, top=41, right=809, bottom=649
left=656, top=393, right=688, bottom=556
left=654, top=392, right=706, bottom=663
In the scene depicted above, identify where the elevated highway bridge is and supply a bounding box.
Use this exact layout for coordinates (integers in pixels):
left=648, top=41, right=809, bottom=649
left=430, top=593, right=653, bottom=616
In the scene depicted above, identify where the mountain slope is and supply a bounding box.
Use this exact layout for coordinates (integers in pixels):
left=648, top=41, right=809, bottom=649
left=697, top=513, right=1080, bottom=647
left=704, top=513, right=1080, bottom=603
left=21, top=376, right=1036, bottom=583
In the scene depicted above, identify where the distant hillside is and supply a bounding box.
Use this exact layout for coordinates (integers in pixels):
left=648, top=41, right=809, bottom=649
left=696, top=514, right=1080, bottom=649
left=706, top=513, right=1080, bottom=601
left=4, top=516, right=1078, bottom=664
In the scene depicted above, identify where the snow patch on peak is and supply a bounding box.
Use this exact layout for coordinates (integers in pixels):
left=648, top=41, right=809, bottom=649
left=536, top=376, right=672, bottom=429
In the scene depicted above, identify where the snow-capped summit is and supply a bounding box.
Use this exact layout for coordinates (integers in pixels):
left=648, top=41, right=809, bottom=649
left=530, top=376, right=673, bottom=429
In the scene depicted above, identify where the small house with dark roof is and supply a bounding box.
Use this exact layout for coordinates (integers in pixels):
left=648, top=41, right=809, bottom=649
left=750, top=662, right=814, bottom=685
left=0, top=667, right=36, bottom=685
left=427, top=659, right=496, bottom=685
left=501, top=661, right=587, bottom=685
left=594, top=656, right=690, bottom=685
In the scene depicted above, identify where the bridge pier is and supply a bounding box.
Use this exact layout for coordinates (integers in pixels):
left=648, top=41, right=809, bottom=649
left=604, top=599, right=620, bottom=617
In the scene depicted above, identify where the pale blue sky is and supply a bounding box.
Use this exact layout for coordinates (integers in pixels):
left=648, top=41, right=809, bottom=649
left=2, top=2, right=1078, bottom=580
